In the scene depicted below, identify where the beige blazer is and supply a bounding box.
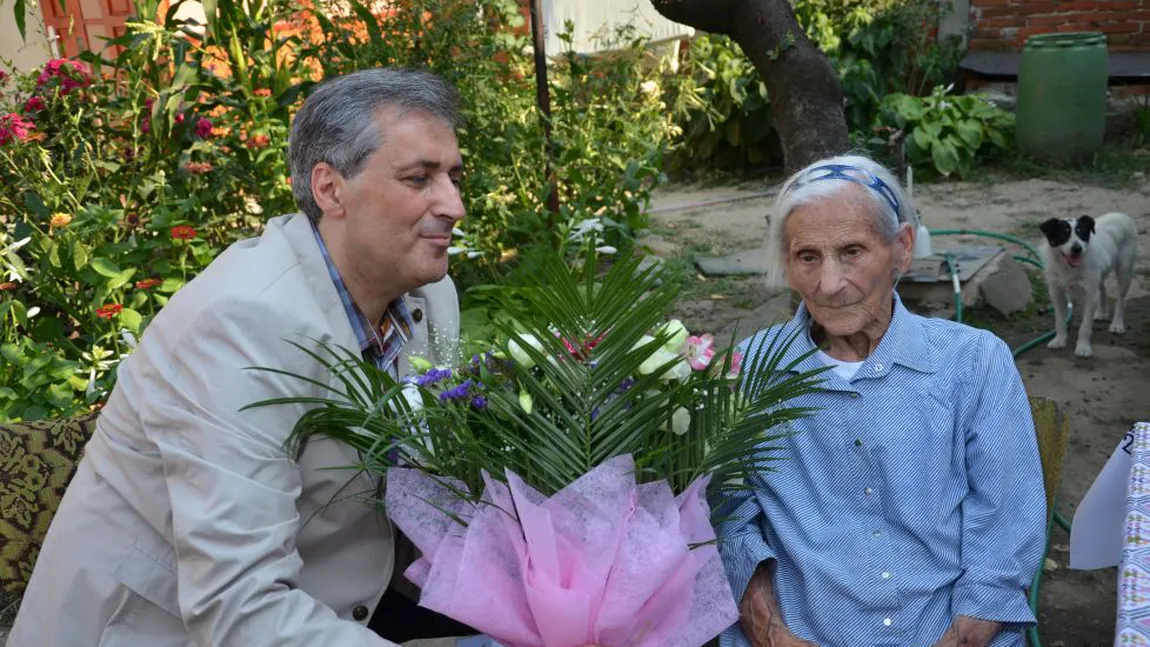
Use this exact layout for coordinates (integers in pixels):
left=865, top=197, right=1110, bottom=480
left=7, top=213, right=461, bottom=647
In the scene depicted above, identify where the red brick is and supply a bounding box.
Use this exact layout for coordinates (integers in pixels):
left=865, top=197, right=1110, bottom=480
left=979, top=5, right=1023, bottom=17
left=1067, top=11, right=1120, bottom=24
left=1057, top=21, right=1096, bottom=29
left=1098, top=21, right=1141, bottom=31
left=1095, top=0, right=1139, bottom=9
left=1055, top=0, right=1097, bottom=10
left=1128, top=10, right=1150, bottom=18
left=968, top=38, right=1013, bottom=50
left=986, top=15, right=1027, bottom=27
left=972, top=0, right=1014, bottom=6
left=1027, top=13, right=1070, bottom=24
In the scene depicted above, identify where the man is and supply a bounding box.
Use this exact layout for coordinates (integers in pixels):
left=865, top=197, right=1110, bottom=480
left=8, top=68, right=476, bottom=646
left=722, top=154, right=1046, bottom=647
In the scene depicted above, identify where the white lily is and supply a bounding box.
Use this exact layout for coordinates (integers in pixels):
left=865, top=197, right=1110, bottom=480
left=657, top=319, right=689, bottom=352
left=638, top=347, right=680, bottom=376
left=670, top=407, right=691, bottom=435
left=508, top=333, right=545, bottom=368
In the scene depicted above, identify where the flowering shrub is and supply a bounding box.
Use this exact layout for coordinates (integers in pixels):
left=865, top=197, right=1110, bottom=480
left=0, top=0, right=689, bottom=421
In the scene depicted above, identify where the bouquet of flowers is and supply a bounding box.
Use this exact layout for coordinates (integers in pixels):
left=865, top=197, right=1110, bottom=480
left=247, top=245, right=826, bottom=647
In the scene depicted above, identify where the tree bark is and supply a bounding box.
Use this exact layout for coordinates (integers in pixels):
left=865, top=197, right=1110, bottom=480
left=651, top=0, right=851, bottom=174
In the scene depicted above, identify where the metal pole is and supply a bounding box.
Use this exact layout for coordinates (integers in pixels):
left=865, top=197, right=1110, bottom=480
left=527, top=0, right=561, bottom=217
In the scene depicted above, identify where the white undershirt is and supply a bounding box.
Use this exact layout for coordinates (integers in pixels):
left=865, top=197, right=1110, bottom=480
left=809, top=326, right=865, bottom=381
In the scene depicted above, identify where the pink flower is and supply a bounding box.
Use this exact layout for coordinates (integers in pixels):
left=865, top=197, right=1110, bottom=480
left=0, top=70, right=8, bottom=84
left=175, top=113, right=186, bottom=124
left=24, top=96, right=45, bottom=113
left=0, top=112, right=35, bottom=145
left=194, top=117, right=212, bottom=139
left=36, top=59, right=91, bottom=94
left=683, top=334, right=715, bottom=371
left=727, top=350, right=744, bottom=378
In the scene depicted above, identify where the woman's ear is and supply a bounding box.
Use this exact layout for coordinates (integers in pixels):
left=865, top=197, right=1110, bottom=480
left=895, top=222, right=915, bottom=273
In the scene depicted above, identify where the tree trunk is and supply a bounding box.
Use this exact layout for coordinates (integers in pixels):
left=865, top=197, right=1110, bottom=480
left=651, top=0, right=850, bottom=174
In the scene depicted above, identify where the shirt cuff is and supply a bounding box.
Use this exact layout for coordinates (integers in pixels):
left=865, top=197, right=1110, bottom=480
left=952, top=580, right=1036, bottom=629
left=719, top=529, right=776, bottom=603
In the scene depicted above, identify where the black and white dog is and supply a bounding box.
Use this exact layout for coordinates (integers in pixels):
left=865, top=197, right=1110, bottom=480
left=1040, top=212, right=1139, bottom=358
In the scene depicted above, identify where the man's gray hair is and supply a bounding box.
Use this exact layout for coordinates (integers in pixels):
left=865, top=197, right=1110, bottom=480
left=764, top=153, right=918, bottom=289
left=289, top=67, right=464, bottom=222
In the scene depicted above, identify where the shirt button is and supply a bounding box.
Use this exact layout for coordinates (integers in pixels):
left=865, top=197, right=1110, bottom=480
left=875, top=362, right=885, bottom=372
left=872, top=530, right=882, bottom=537
left=854, top=439, right=863, bottom=447
left=352, top=605, right=369, bottom=621
left=412, top=308, right=424, bottom=323
left=864, top=487, right=873, bottom=495
left=882, top=571, right=891, bottom=579
left=883, top=618, right=892, bottom=627
left=849, top=392, right=859, bottom=399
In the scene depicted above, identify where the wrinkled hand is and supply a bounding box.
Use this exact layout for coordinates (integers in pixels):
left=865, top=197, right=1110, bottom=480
left=929, top=616, right=1002, bottom=647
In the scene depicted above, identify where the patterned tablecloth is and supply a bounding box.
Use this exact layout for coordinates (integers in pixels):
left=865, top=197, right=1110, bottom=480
left=1117, top=422, right=1150, bottom=645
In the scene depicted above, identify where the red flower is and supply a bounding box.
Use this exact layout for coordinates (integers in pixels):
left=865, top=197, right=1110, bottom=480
left=248, top=133, right=270, bottom=149
left=170, top=225, right=197, bottom=240
left=24, top=96, right=45, bottom=113
left=194, top=117, right=212, bottom=139
left=175, top=113, right=186, bottom=124
left=254, top=88, right=272, bottom=97
left=0, top=281, right=15, bottom=291
left=0, top=113, right=35, bottom=145
left=95, top=303, right=123, bottom=319
left=36, top=59, right=91, bottom=94
left=0, top=70, right=7, bottom=84
left=135, top=278, right=162, bottom=289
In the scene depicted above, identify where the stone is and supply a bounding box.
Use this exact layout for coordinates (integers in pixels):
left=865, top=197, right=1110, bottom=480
left=636, top=255, right=664, bottom=286
left=637, top=234, right=680, bottom=258
left=967, top=253, right=1032, bottom=316
left=695, top=248, right=769, bottom=276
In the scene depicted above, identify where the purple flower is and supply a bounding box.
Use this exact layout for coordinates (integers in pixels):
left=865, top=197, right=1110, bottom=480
left=617, top=377, right=636, bottom=393
left=416, top=368, right=452, bottom=387
left=471, top=395, right=488, bottom=409
left=591, top=407, right=600, bottom=420
left=439, top=379, right=474, bottom=402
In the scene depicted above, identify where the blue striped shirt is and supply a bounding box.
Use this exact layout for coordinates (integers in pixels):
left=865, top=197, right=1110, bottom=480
left=719, top=294, right=1047, bottom=647
left=309, top=222, right=413, bottom=377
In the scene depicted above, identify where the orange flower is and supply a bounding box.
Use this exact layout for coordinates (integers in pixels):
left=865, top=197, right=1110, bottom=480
left=0, top=282, right=15, bottom=291
left=254, top=88, right=272, bottom=97
left=135, top=278, right=162, bottom=289
left=184, top=161, right=214, bottom=175
left=95, top=303, right=123, bottom=319
left=170, top=225, right=197, bottom=240
left=248, top=133, right=270, bottom=149
left=50, top=212, right=72, bottom=228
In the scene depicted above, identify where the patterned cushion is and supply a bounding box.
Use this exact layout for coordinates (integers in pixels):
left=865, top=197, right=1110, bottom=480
left=0, top=413, right=97, bottom=594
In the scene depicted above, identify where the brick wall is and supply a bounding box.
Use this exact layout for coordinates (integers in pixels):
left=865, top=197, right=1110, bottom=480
left=968, top=0, right=1150, bottom=51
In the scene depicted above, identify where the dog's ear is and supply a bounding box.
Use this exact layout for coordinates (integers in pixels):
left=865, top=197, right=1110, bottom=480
left=1079, top=215, right=1096, bottom=234
left=1039, top=218, right=1062, bottom=239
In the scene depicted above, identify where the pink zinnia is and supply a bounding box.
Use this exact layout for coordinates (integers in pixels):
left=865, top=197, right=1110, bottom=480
left=194, top=117, right=212, bottom=139
left=36, top=59, right=91, bottom=94
left=0, top=113, right=35, bottom=145
left=24, top=96, right=45, bottom=113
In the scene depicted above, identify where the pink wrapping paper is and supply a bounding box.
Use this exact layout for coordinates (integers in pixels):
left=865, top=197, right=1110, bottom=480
left=385, top=455, right=740, bottom=647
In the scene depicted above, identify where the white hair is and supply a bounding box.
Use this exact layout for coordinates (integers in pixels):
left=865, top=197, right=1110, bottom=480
left=764, top=153, right=918, bottom=290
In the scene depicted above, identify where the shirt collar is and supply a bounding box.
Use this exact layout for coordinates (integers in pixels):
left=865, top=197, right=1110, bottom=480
left=768, top=292, right=936, bottom=379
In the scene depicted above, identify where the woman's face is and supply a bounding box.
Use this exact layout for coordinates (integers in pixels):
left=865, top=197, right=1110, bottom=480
left=783, top=186, right=913, bottom=337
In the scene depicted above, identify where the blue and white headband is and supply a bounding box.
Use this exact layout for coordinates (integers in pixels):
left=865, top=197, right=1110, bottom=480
left=784, top=163, right=903, bottom=225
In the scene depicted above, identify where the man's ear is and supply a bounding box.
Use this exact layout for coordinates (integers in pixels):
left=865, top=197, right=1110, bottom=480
left=311, top=162, right=346, bottom=219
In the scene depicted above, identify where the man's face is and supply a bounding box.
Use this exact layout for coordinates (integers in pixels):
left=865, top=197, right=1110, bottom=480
left=336, top=108, right=465, bottom=295
left=783, top=186, right=911, bottom=337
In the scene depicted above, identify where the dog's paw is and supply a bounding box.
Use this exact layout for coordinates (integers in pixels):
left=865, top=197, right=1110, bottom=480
left=1110, top=320, right=1127, bottom=334
left=1047, top=336, right=1068, bottom=349
left=1075, top=343, right=1094, bottom=358
left=1094, top=309, right=1110, bottom=321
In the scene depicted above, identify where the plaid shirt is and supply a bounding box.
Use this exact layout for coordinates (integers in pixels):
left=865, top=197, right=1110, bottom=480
left=310, top=222, right=414, bottom=377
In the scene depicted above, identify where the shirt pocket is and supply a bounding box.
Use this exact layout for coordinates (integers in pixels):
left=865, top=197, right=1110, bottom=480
left=111, top=541, right=181, bottom=619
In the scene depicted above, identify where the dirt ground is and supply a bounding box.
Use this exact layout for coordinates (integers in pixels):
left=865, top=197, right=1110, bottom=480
left=650, top=171, right=1150, bottom=646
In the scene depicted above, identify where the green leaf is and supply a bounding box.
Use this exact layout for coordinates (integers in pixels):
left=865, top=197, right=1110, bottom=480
left=120, top=308, right=143, bottom=334
left=108, top=268, right=138, bottom=290
left=912, top=126, right=934, bottom=152
left=73, top=242, right=91, bottom=270
left=931, top=139, right=961, bottom=176
left=91, top=257, right=123, bottom=278
left=955, top=120, right=983, bottom=151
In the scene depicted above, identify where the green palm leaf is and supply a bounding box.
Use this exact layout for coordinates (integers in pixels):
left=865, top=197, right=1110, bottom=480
left=244, top=247, right=827, bottom=522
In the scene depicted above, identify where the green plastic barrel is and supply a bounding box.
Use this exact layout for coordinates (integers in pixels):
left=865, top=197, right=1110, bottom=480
left=1015, top=32, right=1108, bottom=165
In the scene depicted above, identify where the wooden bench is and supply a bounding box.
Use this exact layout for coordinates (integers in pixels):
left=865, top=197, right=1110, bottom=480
left=959, top=50, right=1150, bottom=91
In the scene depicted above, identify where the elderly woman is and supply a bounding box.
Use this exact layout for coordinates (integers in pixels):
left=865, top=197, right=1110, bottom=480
left=720, top=154, right=1046, bottom=647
